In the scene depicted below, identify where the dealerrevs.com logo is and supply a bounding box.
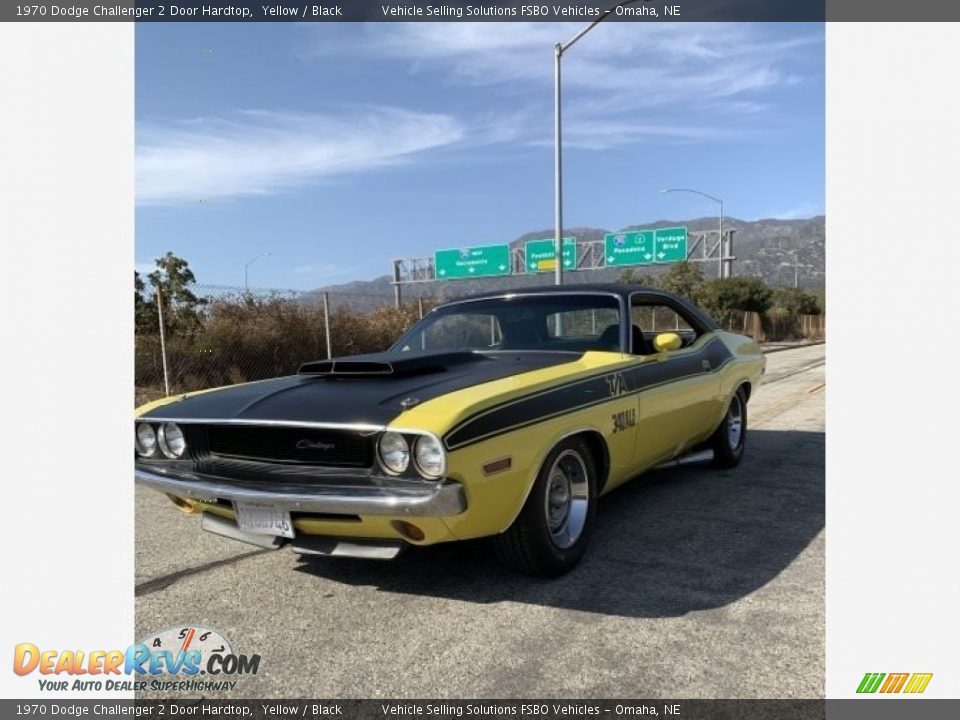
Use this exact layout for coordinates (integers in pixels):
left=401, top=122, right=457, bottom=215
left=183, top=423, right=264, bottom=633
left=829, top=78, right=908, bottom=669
left=13, top=625, right=260, bottom=693
left=857, top=672, right=933, bottom=694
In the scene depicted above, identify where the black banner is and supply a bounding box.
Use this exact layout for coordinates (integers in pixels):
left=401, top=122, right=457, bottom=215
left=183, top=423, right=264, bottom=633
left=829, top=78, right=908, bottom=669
left=0, top=0, right=829, bottom=23
left=4, top=699, right=960, bottom=720
left=7, top=0, right=960, bottom=23
left=1, top=700, right=821, bottom=720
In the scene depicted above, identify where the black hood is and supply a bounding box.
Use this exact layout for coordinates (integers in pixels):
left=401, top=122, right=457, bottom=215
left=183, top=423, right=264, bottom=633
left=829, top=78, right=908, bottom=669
left=298, top=350, right=494, bottom=378
left=140, top=350, right=581, bottom=427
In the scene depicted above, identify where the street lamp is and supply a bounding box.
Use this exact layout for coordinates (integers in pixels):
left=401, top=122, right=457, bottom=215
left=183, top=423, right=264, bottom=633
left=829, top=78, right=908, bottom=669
left=786, top=248, right=816, bottom=288
left=661, top=187, right=725, bottom=278
left=554, top=0, right=643, bottom=286
left=244, top=251, right=270, bottom=290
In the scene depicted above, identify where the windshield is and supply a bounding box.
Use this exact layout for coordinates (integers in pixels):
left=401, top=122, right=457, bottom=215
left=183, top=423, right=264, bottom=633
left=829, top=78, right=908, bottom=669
left=389, top=294, right=623, bottom=355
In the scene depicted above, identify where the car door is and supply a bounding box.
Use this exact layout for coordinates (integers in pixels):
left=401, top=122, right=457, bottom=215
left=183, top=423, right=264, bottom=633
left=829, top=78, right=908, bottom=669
left=628, top=294, right=721, bottom=470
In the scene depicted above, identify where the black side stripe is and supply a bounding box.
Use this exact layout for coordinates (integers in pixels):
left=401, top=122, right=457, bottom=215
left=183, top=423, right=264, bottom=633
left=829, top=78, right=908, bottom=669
left=443, top=336, right=734, bottom=451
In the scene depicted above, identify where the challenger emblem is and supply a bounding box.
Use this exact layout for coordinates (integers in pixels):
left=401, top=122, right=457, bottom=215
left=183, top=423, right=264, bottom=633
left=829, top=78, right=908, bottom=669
left=295, top=440, right=336, bottom=451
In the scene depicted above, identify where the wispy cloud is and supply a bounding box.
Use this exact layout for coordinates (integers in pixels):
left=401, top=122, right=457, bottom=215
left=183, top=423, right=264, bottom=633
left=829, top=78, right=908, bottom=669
left=323, top=23, right=822, bottom=90
left=137, top=25, right=821, bottom=205
left=545, top=119, right=748, bottom=150
left=137, top=107, right=464, bottom=205
left=306, top=23, right=821, bottom=150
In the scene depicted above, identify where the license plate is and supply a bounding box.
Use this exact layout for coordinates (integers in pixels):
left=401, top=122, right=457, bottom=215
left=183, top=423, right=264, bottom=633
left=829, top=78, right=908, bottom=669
left=234, top=502, right=294, bottom=538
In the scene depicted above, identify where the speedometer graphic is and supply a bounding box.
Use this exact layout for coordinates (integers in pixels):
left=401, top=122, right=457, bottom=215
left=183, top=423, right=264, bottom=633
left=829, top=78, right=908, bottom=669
left=139, top=625, right=234, bottom=670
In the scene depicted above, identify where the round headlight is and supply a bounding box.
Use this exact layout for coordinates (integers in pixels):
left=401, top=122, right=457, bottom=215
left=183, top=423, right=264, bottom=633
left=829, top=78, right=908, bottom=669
left=135, top=423, right=157, bottom=457
left=378, top=432, right=409, bottom=474
left=157, top=422, right=187, bottom=459
left=414, top=435, right=445, bottom=479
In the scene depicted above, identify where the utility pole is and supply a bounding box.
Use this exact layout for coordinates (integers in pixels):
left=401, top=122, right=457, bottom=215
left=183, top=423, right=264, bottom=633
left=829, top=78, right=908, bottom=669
left=322, top=292, right=332, bottom=359
left=155, top=285, right=170, bottom=397
left=554, top=41, right=563, bottom=286
left=392, top=261, right=402, bottom=309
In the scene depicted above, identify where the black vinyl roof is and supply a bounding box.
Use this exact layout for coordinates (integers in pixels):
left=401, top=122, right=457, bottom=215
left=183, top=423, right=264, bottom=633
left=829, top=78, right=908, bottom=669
left=449, top=283, right=668, bottom=303
left=440, top=283, right=719, bottom=330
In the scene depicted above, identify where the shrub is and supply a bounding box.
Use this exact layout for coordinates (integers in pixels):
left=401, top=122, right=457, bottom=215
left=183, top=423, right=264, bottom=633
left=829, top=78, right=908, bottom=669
left=695, top=277, right=773, bottom=327
left=135, top=295, right=428, bottom=402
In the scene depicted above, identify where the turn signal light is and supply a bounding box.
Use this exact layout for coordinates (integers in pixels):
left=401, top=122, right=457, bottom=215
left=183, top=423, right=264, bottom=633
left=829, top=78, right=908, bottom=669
left=391, top=520, right=426, bottom=542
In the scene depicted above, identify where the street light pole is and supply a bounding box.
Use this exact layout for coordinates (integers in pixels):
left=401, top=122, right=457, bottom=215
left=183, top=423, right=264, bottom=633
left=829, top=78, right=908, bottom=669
left=662, top=188, right=725, bottom=278
left=553, top=0, right=642, bottom=286
left=554, top=42, right=563, bottom=287
left=244, top=251, right=271, bottom=290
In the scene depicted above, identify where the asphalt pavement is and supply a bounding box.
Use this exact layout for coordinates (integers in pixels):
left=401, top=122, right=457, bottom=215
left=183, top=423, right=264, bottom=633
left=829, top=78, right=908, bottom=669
left=135, top=343, right=825, bottom=698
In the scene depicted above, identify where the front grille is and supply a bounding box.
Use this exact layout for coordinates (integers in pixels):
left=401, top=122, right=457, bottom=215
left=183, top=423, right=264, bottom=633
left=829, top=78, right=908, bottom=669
left=185, top=424, right=375, bottom=469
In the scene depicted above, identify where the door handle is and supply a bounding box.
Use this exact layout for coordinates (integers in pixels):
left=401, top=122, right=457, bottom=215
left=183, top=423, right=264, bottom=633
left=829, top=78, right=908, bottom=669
left=701, top=359, right=712, bottom=371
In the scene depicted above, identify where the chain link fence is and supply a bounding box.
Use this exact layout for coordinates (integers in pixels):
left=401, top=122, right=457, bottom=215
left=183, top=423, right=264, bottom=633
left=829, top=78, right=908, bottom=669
left=727, top=310, right=825, bottom=344
left=135, top=284, right=430, bottom=406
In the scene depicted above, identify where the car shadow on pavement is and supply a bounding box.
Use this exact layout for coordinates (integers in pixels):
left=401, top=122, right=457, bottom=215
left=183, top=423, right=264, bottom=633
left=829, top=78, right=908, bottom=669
left=293, top=429, right=824, bottom=619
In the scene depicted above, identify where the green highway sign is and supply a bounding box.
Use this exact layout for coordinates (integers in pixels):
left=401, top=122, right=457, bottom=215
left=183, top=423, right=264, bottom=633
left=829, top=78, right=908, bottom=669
left=525, top=237, right=576, bottom=273
left=604, top=230, right=656, bottom=266
left=435, top=245, right=511, bottom=280
left=654, top=226, right=688, bottom=262
left=604, top=227, right=688, bottom=267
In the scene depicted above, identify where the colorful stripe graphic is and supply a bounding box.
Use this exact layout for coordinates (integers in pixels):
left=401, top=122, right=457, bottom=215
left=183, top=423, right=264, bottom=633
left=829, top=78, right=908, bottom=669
left=856, top=673, right=885, bottom=694
left=903, top=673, right=934, bottom=694
left=857, top=672, right=932, bottom=694
left=879, top=673, right=909, bottom=693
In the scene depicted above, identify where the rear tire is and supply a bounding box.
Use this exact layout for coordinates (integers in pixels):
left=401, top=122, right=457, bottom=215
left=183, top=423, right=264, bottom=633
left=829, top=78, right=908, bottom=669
left=495, top=437, right=597, bottom=577
left=711, top=386, right=748, bottom=468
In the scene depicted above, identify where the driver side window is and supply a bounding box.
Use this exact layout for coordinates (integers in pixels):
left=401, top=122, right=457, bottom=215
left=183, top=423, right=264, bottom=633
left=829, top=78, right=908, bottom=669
left=630, top=299, right=699, bottom=354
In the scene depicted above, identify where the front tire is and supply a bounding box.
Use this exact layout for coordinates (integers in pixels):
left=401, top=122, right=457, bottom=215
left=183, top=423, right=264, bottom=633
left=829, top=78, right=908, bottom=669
left=495, top=437, right=597, bottom=577
left=711, top=386, right=748, bottom=468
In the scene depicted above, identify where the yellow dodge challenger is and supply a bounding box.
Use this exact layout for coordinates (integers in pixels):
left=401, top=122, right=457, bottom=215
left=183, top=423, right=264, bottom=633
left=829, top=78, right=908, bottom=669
left=135, top=284, right=765, bottom=576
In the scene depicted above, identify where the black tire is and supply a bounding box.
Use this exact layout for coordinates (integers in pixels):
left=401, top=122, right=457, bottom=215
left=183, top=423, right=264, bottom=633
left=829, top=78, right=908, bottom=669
left=494, top=437, right=597, bottom=577
left=711, top=386, right=748, bottom=468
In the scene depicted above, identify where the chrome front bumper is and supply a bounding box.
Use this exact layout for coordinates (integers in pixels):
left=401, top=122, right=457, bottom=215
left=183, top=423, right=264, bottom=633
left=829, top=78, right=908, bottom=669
left=135, top=467, right=467, bottom=517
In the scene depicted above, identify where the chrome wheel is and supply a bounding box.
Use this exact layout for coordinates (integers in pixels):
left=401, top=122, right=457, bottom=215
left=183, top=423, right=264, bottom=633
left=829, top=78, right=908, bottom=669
left=727, top=393, right=744, bottom=450
left=496, top=436, right=597, bottom=576
left=544, top=449, right=589, bottom=549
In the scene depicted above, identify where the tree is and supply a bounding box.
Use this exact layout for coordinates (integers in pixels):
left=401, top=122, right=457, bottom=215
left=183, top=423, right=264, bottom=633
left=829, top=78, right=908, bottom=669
left=134, top=271, right=159, bottom=334
left=658, top=261, right=704, bottom=301
left=617, top=268, right=657, bottom=286
left=696, top=277, right=773, bottom=327
left=144, top=252, right=206, bottom=335
left=771, top=286, right=821, bottom=316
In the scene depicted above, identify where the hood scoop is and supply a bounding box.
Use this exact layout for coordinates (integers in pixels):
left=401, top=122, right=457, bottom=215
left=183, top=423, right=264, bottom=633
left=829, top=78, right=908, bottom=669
left=298, top=351, right=490, bottom=379
left=298, top=359, right=392, bottom=375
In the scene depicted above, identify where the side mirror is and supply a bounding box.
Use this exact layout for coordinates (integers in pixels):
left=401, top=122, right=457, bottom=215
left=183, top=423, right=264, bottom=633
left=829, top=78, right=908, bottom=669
left=653, top=332, right=682, bottom=353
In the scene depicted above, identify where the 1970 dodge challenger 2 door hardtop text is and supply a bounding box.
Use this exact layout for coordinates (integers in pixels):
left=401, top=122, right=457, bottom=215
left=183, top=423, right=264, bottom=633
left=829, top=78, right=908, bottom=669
left=135, top=284, right=765, bottom=576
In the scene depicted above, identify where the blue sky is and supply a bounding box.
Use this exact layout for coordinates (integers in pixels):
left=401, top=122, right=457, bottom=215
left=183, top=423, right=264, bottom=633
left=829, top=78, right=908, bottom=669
left=136, top=22, right=824, bottom=290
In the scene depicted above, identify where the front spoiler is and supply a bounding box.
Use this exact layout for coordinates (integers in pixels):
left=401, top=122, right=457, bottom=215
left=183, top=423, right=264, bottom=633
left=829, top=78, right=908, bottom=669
left=135, top=467, right=467, bottom=517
